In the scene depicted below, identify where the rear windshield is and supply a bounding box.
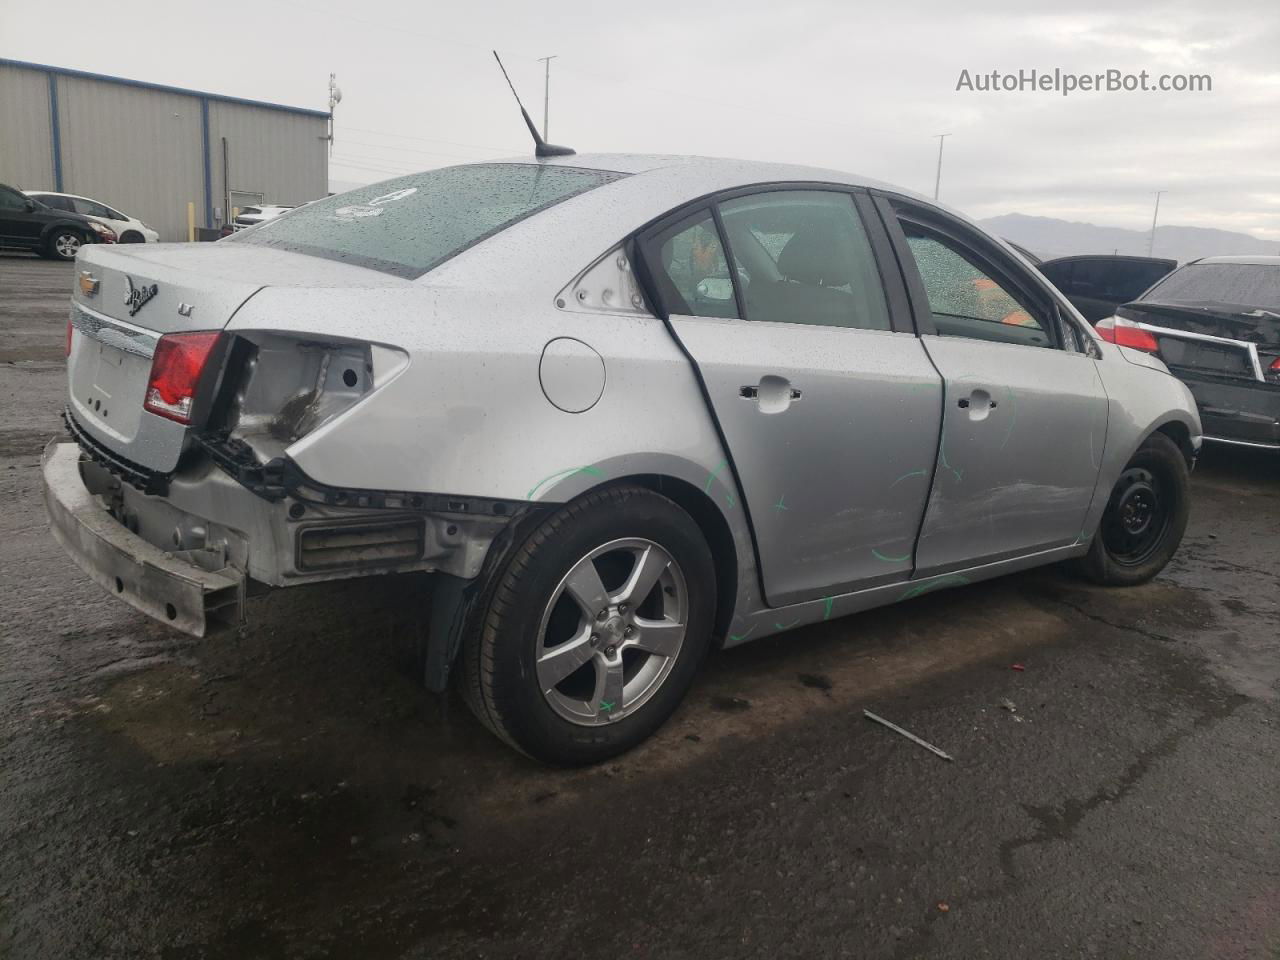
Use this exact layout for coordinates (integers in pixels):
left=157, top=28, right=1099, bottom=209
left=1142, top=263, right=1280, bottom=311
left=226, top=163, right=625, bottom=278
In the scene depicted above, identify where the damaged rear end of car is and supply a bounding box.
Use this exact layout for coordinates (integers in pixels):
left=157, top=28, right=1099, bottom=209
left=46, top=243, right=514, bottom=638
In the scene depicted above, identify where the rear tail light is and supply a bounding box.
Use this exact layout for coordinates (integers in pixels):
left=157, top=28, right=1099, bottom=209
left=1095, top=316, right=1160, bottom=354
left=1267, top=357, right=1280, bottom=383
left=144, top=331, right=221, bottom=423
left=66, top=317, right=73, bottom=357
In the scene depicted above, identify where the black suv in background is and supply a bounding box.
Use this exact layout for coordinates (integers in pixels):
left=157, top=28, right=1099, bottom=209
left=0, top=182, right=116, bottom=260
left=1037, top=254, right=1177, bottom=322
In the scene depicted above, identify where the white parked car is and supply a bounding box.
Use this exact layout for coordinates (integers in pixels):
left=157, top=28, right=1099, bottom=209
left=25, top=191, right=158, bottom=243
left=232, top=204, right=295, bottom=231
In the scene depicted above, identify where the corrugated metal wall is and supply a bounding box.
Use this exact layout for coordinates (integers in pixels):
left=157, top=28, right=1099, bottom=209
left=0, top=62, right=328, bottom=242
left=208, top=101, right=328, bottom=212
left=0, top=64, right=54, bottom=192
left=55, top=76, right=205, bottom=242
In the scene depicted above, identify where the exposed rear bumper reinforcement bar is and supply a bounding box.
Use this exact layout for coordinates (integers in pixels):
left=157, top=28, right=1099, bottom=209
left=41, top=440, right=243, bottom=637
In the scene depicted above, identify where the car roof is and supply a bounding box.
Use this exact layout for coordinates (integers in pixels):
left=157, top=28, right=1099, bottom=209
left=25, top=190, right=101, bottom=205
left=1043, top=254, right=1176, bottom=264
left=520, top=152, right=903, bottom=193
left=1188, top=255, right=1280, bottom=266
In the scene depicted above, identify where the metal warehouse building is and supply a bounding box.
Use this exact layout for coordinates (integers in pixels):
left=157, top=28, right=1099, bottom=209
left=0, top=58, right=329, bottom=241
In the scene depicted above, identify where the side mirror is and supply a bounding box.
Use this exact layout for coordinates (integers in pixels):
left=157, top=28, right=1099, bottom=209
left=24, top=198, right=36, bottom=212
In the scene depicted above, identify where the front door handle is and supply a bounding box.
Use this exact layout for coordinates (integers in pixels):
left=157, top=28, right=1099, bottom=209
left=740, top=376, right=801, bottom=414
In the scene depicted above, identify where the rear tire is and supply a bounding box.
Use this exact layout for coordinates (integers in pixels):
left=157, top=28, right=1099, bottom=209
left=1076, top=433, right=1189, bottom=586
left=459, top=485, right=716, bottom=766
left=46, top=230, right=83, bottom=261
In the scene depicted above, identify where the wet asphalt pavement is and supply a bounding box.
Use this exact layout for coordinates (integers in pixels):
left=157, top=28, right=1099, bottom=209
left=1, top=253, right=1277, bottom=959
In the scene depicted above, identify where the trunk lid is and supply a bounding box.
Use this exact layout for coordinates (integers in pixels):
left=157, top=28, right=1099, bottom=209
left=67, top=244, right=403, bottom=474
left=1116, top=300, right=1280, bottom=381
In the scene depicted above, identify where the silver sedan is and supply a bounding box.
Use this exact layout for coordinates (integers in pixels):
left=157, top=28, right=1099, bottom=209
left=43, top=154, right=1200, bottom=764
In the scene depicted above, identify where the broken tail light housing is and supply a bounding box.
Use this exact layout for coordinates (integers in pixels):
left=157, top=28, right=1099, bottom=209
left=1267, top=357, right=1280, bottom=384
left=144, top=331, right=221, bottom=423
left=1095, top=316, right=1159, bottom=354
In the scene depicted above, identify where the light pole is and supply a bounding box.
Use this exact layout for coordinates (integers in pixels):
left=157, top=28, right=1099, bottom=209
left=537, top=55, right=558, bottom=140
left=1147, top=190, right=1166, bottom=256
left=933, top=133, right=951, bottom=201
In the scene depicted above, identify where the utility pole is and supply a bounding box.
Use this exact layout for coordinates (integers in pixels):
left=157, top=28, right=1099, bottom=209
left=1147, top=190, right=1166, bottom=256
left=933, top=133, right=951, bottom=201
left=327, top=73, right=342, bottom=156
left=537, top=55, right=558, bottom=140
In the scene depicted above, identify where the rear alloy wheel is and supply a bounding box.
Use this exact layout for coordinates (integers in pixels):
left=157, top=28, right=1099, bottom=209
left=460, top=485, right=715, bottom=765
left=1077, top=433, right=1189, bottom=586
left=49, top=231, right=83, bottom=261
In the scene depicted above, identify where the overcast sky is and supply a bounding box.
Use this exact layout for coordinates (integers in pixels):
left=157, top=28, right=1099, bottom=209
left=3, top=0, right=1277, bottom=239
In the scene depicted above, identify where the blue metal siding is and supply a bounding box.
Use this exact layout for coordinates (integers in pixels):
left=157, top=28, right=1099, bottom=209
left=201, top=98, right=214, bottom=228
left=46, top=72, right=63, bottom=190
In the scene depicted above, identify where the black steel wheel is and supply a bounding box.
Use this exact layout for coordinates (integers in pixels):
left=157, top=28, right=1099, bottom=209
left=1077, top=433, right=1190, bottom=586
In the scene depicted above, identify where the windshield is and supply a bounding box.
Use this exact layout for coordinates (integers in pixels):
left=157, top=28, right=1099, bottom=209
left=226, top=163, right=625, bottom=278
left=1141, top=263, right=1280, bottom=312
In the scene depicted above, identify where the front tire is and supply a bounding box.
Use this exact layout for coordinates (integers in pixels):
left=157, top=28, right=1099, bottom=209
left=47, top=230, right=83, bottom=261
left=459, top=485, right=716, bottom=765
left=119, top=230, right=144, bottom=244
left=1077, top=433, right=1190, bottom=586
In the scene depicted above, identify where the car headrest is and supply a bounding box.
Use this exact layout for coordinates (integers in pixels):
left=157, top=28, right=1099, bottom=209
left=776, top=228, right=852, bottom=287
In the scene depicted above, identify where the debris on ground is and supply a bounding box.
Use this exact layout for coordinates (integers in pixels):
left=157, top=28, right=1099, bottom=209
left=1011, top=663, right=1026, bottom=671
left=937, top=901, right=950, bottom=913
left=863, top=710, right=954, bottom=761
left=999, top=698, right=1025, bottom=722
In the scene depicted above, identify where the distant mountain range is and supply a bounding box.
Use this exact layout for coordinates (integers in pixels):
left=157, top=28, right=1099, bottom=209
left=980, top=213, right=1278, bottom=264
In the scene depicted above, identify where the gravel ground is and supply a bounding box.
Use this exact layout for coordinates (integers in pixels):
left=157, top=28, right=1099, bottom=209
left=1, top=252, right=1277, bottom=959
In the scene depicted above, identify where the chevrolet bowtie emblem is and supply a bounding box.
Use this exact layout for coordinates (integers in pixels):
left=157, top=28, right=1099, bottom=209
left=78, top=271, right=99, bottom=297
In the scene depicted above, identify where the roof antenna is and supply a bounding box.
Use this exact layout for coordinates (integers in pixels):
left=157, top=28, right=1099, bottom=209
left=492, top=51, right=575, bottom=158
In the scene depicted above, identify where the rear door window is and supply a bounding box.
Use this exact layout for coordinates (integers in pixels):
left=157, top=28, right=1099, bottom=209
left=71, top=198, right=114, bottom=219
left=226, top=163, right=625, bottom=278
left=717, top=191, right=891, bottom=331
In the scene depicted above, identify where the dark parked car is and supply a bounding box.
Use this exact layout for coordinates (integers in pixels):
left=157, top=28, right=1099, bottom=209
left=0, top=182, right=117, bottom=260
left=1037, top=254, right=1177, bottom=322
left=1096, top=256, right=1280, bottom=450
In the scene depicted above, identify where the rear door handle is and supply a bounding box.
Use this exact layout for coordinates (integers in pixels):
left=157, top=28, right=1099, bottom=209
left=959, top=389, right=998, bottom=419
left=740, top=376, right=801, bottom=414
left=740, top=386, right=803, bottom=400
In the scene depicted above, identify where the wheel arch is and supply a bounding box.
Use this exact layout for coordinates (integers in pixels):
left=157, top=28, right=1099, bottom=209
left=41, top=221, right=85, bottom=247
left=603, top=473, right=739, bottom=642
left=1152, top=418, right=1197, bottom=467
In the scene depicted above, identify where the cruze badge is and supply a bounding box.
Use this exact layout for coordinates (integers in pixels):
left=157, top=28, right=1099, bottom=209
left=124, top=275, right=158, bottom=316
